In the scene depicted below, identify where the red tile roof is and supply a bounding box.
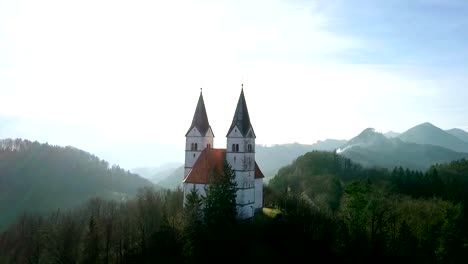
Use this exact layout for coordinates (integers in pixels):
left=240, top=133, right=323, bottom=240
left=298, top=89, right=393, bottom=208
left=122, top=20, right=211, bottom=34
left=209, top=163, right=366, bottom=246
left=254, top=162, right=264, bottom=179
left=184, top=148, right=225, bottom=184
left=183, top=148, right=264, bottom=184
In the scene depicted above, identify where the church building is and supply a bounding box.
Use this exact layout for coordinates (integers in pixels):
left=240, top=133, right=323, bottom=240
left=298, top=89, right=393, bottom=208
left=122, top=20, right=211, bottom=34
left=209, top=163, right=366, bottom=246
left=182, top=87, right=264, bottom=219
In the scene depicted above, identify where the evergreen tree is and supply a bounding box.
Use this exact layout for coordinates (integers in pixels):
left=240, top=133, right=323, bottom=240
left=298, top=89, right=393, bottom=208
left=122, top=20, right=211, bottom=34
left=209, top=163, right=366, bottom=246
left=203, top=160, right=238, bottom=229
left=200, top=160, right=238, bottom=262
left=182, top=186, right=203, bottom=263
left=184, top=186, right=203, bottom=231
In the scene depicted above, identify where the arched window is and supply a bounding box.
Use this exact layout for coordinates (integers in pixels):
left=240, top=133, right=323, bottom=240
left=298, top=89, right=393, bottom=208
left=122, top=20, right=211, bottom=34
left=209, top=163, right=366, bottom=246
left=190, top=143, right=194, bottom=150
left=235, top=144, right=239, bottom=152
left=247, top=144, right=252, bottom=152
left=194, top=143, right=198, bottom=150
left=232, top=144, right=236, bottom=152
left=207, top=143, right=211, bottom=148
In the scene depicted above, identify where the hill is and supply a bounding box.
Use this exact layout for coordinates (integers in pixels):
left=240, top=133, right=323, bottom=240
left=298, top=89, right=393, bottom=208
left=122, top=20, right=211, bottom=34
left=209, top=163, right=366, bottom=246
left=156, top=140, right=349, bottom=189
left=384, top=131, right=400, bottom=138
left=446, top=128, right=468, bottom=143
left=131, top=162, right=182, bottom=183
left=0, top=139, right=153, bottom=231
left=157, top=165, right=184, bottom=189
left=2, top=150, right=468, bottom=262
left=255, top=140, right=347, bottom=180
left=338, top=128, right=468, bottom=170
left=398, top=122, right=468, bottom=152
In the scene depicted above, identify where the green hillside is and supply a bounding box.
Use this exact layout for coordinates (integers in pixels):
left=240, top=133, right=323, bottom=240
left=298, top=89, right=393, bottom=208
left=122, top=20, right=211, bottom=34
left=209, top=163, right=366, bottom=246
left=0, top=139, right=153, bottom=231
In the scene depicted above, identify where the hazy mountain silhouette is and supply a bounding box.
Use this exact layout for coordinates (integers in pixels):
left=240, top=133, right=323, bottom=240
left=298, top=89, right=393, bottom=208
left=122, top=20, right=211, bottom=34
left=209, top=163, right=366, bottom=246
left=398, top=122, right=468, bottom=153
left=255, top=140, right=347, bottom=180
left=156, top=140, right=349, bottom=189
left=338, top=128, right=468, bottom=170
left=384, top=131, right=400, bottom=138
left=131, top=162, right=182, bottom=183
left=157, top=165, right=184, bottom=189
left=446, top=128, right=468, bottom=143
left=0, top=139, right=153, bottom=231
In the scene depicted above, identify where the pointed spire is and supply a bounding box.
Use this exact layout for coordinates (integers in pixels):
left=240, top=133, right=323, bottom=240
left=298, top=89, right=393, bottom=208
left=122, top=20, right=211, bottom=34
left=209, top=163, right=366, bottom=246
left=186, top=89, right=212, bottom=136
left=227, top=86, right=254, bottom=137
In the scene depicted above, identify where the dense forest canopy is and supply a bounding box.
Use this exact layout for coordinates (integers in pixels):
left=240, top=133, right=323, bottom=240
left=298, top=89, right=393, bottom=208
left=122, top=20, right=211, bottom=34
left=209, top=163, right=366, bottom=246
left=0, top=139, right=153, bottom=231
left=2, top=149, right=468, bottom=263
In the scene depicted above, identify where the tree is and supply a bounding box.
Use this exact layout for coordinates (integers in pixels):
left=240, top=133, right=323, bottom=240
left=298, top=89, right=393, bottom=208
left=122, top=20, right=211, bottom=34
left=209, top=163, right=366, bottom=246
left=436, top=204, right=464, bottom=263
left=82, top=216, right=100, bottom=264
left=182, top=186, right=203, bottom=262
left=203, top=160, right=238, bottom=229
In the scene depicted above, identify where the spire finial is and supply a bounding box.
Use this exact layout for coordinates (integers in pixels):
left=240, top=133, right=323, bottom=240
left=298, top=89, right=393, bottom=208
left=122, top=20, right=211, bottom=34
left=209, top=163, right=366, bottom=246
left=200, top=87, right=202, bottom=93
left=241, top=83, right=243, bottom=91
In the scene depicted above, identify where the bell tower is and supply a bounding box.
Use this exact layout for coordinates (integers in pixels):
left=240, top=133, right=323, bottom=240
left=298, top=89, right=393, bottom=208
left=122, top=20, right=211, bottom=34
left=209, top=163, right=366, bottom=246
left=226, top=86, right=256, bottom=218
left=184, top=89, right=214, bottom=178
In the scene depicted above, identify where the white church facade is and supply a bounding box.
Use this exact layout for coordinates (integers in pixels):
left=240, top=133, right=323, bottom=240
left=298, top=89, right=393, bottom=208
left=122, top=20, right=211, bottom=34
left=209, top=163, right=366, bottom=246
left=182, top=87, right=264, bottom=219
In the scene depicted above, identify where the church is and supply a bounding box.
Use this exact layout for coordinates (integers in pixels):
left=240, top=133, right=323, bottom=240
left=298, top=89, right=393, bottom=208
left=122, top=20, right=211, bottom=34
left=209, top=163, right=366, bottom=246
left=182, top=87, right=264, bottom=219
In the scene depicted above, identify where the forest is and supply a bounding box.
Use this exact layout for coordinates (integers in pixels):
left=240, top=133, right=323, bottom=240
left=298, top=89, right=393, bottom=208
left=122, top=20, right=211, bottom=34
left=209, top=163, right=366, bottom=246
left=1, top=150, right=468, bottom=263
left=0, top=139, right=152, bottom=231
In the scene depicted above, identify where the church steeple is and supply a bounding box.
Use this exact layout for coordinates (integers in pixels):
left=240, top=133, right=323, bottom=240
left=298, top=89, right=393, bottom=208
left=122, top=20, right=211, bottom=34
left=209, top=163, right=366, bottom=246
left=226, top=86, right=255, bottom=137
left=183, top=84, right=263, bottom=220
left=186, top=90, right=212, bottom=136
left=184, top=89, right=214, bottom=178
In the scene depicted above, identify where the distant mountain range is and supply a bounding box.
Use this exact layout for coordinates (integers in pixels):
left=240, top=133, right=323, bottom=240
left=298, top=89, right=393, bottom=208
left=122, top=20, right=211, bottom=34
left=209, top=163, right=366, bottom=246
left=445, top=128, right=468, bottom=144
left=255, top=140, right=346, bottom=180
left=398, top=122, right=468, bottom=153
left=157, top=166, right=185, bottom=189
left=338, top=127, right=468, bottom=170
left=152, top=139, right=348, bottom=189
left=384, top=131, right=400, bottom=138
left=131, top=162, right=182, bottom=183
left=254, top=123, right=468, bottom=174
left=151, top=122, right=468, bottom=188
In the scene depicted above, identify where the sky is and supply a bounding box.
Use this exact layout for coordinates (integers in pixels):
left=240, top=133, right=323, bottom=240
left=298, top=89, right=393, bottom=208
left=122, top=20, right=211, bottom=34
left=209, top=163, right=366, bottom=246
left=1, top=0, right=467, bottom=168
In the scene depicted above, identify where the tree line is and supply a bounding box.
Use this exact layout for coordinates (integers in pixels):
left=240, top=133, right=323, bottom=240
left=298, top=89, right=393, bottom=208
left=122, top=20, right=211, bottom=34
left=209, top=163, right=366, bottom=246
left=0, top=139, right=152, bottom=230
left=2, top=150, right=468, bottom=263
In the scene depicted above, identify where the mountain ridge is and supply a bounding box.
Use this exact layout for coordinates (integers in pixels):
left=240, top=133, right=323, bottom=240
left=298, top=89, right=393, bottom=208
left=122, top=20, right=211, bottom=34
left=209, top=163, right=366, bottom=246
left=446, top=128, right=468, bottom=143
left=398, top=122, right=468, bottom=153
left=338, top=127, right=468, bottom=170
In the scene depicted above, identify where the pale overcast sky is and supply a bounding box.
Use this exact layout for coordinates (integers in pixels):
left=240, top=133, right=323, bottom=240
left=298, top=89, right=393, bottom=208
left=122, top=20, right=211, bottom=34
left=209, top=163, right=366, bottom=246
left=1, top=0, right=467, bottom=168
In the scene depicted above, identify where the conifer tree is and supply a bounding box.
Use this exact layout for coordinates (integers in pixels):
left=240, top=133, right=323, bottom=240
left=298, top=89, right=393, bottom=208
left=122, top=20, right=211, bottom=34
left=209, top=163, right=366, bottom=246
left=182, top=186, right=203, bottom=262
left=203, top=160, right=238, bottom=229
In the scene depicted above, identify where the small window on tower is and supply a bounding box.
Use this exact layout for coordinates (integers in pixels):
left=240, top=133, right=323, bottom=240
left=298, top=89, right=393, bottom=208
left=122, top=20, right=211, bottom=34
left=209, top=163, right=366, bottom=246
left=235, top=144, right=239, bottom=152
left=232, top=144, right=235, bottom=152
left=207, top=143, right=211, bottom=148
left=248, top=144, right=252, bottom=152
left=193, top=153, right=195, bottom=158
left=194, top=143, right=198, bottom=150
